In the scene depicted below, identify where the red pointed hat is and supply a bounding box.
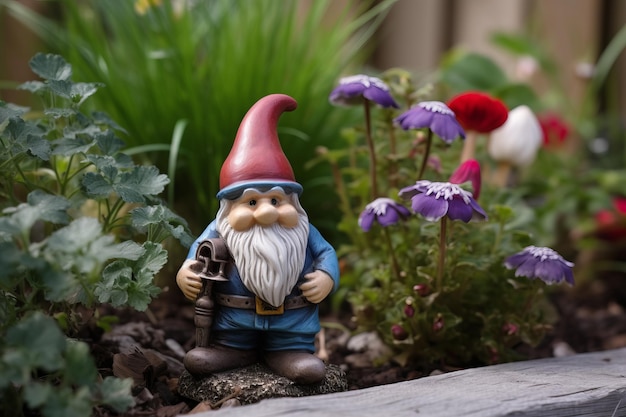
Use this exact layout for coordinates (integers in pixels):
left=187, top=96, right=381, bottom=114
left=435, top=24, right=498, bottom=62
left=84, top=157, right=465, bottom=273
left=217, top=94, right=303, bottom=200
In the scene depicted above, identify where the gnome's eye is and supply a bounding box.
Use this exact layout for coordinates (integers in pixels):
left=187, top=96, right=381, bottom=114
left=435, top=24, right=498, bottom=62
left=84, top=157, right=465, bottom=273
left=249, top=200, right=257, bottom=206
left=271, top=198, right=278, bottom=206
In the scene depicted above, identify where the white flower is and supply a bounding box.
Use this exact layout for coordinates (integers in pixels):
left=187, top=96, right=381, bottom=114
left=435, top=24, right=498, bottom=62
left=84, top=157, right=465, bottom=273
left=488, top=105, right=542, bottom=167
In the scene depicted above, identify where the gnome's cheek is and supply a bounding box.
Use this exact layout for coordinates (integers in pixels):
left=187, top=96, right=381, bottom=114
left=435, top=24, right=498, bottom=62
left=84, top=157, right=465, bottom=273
left=277, top=205, right=299, bottom=228
left=228, top=206, right=255, bottom=231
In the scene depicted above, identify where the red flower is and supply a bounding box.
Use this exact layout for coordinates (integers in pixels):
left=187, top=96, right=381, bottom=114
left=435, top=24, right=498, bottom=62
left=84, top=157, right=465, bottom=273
left=594, top=196, right=626, bottom=241
left=447, top=92, right=508, bottom=133
left=538, top=112, right=570, bottom=147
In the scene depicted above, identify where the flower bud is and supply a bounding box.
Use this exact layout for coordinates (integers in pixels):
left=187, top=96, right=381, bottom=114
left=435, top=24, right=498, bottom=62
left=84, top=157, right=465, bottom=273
left=391, top=324, right=408, bottom=340
left=502, top=322, right=519, bottom=336
left=449, top=159, right=481, bottom=199
left=413, top=284, right=430, bottom=297
left=404, top=304, right=415, bottom=318
left=432, top=315, right=444, bottom=332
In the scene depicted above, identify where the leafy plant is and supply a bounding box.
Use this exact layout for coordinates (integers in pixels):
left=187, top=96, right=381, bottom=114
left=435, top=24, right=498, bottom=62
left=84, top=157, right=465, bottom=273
left=0, top=53, right=192, bottom=416
left=2, top=0, right=396, bottom=238
left=320, top=70, right=572, bottom=368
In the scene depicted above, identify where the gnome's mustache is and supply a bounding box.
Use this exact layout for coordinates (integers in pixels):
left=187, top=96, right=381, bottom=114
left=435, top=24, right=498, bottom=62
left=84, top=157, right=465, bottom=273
left=217, top=208, right=309, bottom=307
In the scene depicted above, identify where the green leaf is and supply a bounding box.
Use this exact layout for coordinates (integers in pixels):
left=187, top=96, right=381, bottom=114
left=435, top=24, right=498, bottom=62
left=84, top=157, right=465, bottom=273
left=0, top=242, right=27, bottom=287
left=3, top=117, right=48, bottom=160
left=116, top=166, right=169, bottom=203
left=16, top=80, right=48, bottom=94
left=134, top=241, right=167, bottom=282
left=47, top=79, right=73, bottom=99
left=85, top=153, right=133, bottom=171
left=5, top=312, right=66, bottom=373
left=45, top=218, right=144, bottom=274
left=0, top=102, right=27, bottom=124
left=493, top=83, right=540, bottom=110
left=23, top=381, right=53, bottom=408
left=94, top=130, right=125, bottom=155
left=29, top=53, right=72, bottom=81
left=44, top=385, right=92, bottom=417
left=51, top=134, right=96, bottom=156
left=27, top=190, right=71, bottom=224
left=44, top=107, right=78, bottom=119
left=70, top=82, right=103, bottom=105
left=98, top=376, right=134, bottom=413
left=440, top=52, right=509, bottom=93
left=95, top=242, right=164, bottom=310
left=82, top=166, right=118, bottom=199
left=0, top=191, right=70, bottom=236
left=64, top=340, right=98, bottom=386
left=26, top=133, right=52, bottom=160
left=131, top=205, right=193, bottom=247
left=92, top=111, right=128, bottom=135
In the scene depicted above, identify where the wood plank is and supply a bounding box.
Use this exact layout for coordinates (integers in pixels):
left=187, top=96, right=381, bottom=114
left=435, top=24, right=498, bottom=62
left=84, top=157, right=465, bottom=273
left=187, top=348, right=626, bottom=417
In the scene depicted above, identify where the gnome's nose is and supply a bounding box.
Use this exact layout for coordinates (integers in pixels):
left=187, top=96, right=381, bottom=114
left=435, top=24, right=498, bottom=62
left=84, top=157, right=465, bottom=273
left=254, top=202, right=279, bottom=226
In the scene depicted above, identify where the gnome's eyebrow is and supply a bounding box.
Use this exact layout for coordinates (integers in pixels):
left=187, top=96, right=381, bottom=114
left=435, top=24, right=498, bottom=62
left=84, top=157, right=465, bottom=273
left=238, top=187, right=287, bottom=199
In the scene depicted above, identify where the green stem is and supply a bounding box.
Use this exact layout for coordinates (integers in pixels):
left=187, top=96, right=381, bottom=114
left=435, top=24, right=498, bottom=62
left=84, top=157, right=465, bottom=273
left=437, top=216, right=447, bottom=292
left=417, top=129, right=433, bottom=180
left=387, top=115, right=398, bottom=188
left=363, top=99, right=378, bottom=199
left=383, top=227, right=401, bottom=280
left=491, top=220, right=504, bottom=255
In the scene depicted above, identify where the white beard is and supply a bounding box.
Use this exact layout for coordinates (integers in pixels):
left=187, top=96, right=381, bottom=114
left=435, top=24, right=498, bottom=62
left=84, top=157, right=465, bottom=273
left=216, top=198, right=309, bottom=308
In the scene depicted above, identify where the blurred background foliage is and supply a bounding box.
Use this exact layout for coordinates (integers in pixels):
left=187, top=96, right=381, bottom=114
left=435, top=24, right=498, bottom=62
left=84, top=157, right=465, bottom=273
left=1, top=0, right=395, bottom=241
left=1, top=0, right=625, bottom=291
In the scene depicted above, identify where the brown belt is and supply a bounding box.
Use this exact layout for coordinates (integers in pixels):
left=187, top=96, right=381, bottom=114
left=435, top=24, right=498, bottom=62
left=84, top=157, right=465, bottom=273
left=214, top=293, right=311, bottom=316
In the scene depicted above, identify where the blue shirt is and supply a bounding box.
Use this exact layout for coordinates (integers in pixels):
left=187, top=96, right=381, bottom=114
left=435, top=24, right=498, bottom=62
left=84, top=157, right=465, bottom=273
left=187, top=220, right=339, bottom=351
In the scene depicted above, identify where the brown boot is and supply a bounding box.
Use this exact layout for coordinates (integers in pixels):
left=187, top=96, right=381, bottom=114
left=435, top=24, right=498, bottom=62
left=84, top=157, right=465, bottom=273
left=184, top=345, right=257, bottom=376
left=264, top=350, right=326, bottom=384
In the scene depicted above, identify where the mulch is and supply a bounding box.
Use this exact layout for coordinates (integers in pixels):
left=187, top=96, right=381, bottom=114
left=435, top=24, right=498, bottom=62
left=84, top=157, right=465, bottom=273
left=86, top=271, right=626, bottom=416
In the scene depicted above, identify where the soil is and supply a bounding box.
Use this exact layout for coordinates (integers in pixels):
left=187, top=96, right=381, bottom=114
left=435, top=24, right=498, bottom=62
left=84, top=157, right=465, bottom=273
left=86, top=271, right=626, bottom=416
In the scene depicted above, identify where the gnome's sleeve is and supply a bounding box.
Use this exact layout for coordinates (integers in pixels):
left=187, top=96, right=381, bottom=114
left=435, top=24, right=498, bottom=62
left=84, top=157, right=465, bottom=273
left=186, top=220, right=219, bottom=259
left=308, top=225, right=340, bottom=292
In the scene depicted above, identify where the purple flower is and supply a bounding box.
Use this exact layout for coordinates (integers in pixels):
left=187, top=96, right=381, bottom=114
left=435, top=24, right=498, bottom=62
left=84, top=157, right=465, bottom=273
left=329, top=75, right=399, bottom=108
left=358, top=198, right=411, bottom=231
left=505, top=246, right=575, bottom=285
left=399, top=180, right=487, bottom=222
left=395, top=101, right=466, bottom=143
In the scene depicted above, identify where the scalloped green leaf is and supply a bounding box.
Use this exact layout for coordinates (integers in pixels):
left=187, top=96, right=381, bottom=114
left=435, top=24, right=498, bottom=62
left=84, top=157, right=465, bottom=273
left=99, top=376, right=134, bottom=412
left=116, top=166, right=169, bottom=203
left=94, top=131, right=125, bottom=155
left=82, top=166, right=119, bottom=199
left=5, top=312, right=66, bottom=372
left=29, top=53, right=72, bottom=81
left=0, top=102, right=27, bottom=124
left=70, top=82, right=103, bottom=106
left=51, top=134, right=96, bottom=156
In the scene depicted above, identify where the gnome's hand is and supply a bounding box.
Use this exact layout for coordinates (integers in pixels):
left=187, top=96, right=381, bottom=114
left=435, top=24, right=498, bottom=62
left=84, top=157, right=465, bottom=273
left=176, top=259, right=204, bottom=301
left=300, top=270, right=334, bottom=304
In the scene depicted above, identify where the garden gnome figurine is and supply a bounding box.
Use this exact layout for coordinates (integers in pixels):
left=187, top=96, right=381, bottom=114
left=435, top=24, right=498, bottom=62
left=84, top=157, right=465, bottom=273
left=176, top=94, right=340, bottom=384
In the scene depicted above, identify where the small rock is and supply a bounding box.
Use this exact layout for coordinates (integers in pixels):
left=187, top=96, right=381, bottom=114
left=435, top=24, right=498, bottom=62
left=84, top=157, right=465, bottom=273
left=221, top=398, right=241, bottom=408
left=346, top=332, right=379, bottom=353
left=165, top=338, right=186, bottom=359
left=553, top=341, right=576, bottom=357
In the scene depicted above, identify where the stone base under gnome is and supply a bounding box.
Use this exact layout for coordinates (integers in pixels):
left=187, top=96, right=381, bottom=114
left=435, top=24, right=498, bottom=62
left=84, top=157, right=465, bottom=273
left=177, top=363, right=348, bottom=406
